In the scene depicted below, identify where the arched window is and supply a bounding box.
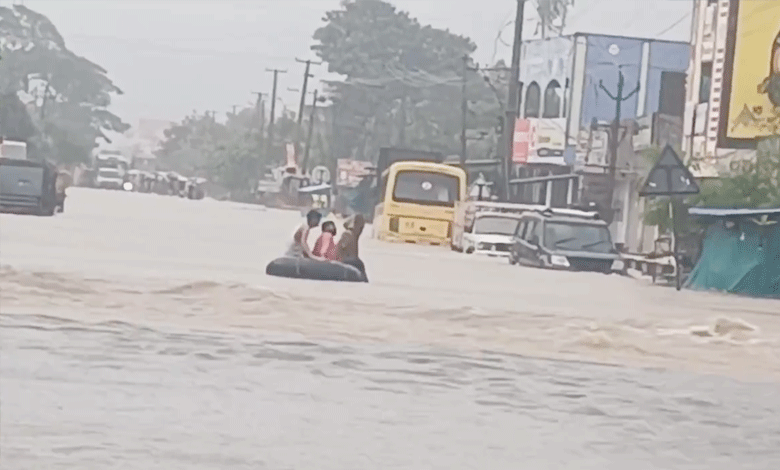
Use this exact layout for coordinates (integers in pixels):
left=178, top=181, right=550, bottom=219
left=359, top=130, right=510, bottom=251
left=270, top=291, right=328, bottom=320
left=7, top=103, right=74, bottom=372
left=543, top=80, right=562, bottom=118
left=524, top=82, right=541, bottom=118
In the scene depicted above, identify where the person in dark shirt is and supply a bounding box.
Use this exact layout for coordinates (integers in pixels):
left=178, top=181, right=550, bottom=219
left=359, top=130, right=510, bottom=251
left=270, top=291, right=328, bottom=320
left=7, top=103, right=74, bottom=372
left=337, top=214, right=367, bottom=281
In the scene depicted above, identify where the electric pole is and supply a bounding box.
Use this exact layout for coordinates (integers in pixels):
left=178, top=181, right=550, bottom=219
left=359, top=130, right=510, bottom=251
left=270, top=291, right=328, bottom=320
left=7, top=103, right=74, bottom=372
left=502, top=0, right=526, bottom=200
left=251, top=91, right=265, bottom=149
left=301, top=89, right=320, bottom=173
left=295, top=58, right=322, bottom=128
left=265, top=68, right=287, bottom=158
left=460, top=55, right=489, bottom=165
left=461, top=55, right=469, bottom=165
left=398, top=97, right=407, bottom=146
left=598, top=69, right=640, bottom=223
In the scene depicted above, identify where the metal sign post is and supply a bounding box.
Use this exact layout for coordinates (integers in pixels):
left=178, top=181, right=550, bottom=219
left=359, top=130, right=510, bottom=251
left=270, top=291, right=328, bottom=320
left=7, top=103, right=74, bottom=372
left=638, top=145, right=700, bottom=290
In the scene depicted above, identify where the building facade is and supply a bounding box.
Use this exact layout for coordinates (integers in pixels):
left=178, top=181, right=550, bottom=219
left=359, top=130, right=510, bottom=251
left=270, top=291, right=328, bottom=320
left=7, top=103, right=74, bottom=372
left=683, top=0, right=780, bottom=177
left=512, top=33, right=690, bottom=251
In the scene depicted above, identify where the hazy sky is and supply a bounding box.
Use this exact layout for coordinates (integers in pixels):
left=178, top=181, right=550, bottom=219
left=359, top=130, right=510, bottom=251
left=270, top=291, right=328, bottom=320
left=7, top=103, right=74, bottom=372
left=20, top=0, right=693, bottom=126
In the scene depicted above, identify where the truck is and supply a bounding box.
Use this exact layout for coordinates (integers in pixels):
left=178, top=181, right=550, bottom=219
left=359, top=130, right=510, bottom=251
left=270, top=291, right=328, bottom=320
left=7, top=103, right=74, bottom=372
left=0, top=139, right=28, bottom=160
left=93, top=151, right=130, bottom=189
left=0, top=139, right=58, bottom=216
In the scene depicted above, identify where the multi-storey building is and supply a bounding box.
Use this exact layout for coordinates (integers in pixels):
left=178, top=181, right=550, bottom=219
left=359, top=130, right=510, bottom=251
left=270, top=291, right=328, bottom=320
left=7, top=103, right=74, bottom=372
left=683, top=0, right=780, bottom=177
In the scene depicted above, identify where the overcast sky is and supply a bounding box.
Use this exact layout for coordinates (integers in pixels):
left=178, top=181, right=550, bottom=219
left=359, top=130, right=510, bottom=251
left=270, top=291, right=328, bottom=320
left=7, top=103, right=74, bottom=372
left=19, top=0, right=693, bottom=126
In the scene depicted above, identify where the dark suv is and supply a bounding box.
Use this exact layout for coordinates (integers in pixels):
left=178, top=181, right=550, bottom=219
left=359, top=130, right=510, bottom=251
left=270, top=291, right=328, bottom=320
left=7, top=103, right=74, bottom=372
left=508, top=209, right=623, bottom=274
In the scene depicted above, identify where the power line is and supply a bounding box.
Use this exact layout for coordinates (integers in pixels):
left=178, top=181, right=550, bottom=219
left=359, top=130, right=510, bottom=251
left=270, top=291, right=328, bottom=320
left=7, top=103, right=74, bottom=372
left=655, top=12, right=691, bottom=38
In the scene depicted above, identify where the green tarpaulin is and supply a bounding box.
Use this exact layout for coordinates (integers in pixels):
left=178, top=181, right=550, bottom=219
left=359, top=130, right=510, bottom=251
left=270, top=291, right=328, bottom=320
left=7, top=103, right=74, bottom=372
left=685, top=208, right=780, bottom=299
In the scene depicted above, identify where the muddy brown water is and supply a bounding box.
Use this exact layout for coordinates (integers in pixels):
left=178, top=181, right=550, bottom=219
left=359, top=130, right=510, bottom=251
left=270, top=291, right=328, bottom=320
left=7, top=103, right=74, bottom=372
left=1, top=188, right=779, bottom=469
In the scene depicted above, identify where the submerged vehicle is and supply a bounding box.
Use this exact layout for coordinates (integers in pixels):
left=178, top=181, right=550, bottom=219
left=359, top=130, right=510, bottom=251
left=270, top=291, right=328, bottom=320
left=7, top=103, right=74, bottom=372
left=0, top=157, right=58, bottom=216
left=95, top=167, right=124, bottom=190
left=460, top=212, right=523, bottom=257
left=373, top=160, right=467, bottom=245
left=451, top=201, right=541, bottom=255
left=509, top=208, right=624, bottom=274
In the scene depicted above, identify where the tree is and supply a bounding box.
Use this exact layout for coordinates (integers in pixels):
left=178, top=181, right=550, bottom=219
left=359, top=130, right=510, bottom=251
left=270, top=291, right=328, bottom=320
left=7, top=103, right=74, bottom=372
left=155, top=106, right=299, bottom=194
left=0, top=5, right=128, bottom=163
left=311, top=0, right=500, bottom=161
left=642, top=137, right=780, bottom=234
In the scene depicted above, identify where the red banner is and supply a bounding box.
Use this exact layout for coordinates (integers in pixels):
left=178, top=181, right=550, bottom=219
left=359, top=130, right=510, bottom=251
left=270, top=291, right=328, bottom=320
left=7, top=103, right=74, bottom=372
left=512, top=118, right=535, bottom=164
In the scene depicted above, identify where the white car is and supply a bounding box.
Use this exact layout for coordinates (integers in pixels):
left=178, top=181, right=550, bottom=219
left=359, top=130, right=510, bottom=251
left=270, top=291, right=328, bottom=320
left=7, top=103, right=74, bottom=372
left=95, top=168, right=124, bottom=190
left=462, top=213, right=522, bottom=257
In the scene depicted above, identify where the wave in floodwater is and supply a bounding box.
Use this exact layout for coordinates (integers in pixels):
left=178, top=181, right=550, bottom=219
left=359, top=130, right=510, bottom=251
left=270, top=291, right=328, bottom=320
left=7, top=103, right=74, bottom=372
left=1, top=265, right=778, bottom=380
left=2, top=310, right=780, bottom=470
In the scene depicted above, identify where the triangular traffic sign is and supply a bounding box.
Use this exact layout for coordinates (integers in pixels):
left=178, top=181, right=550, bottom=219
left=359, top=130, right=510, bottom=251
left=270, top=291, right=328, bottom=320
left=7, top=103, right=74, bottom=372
left=639, top=145, right=700, bottom=197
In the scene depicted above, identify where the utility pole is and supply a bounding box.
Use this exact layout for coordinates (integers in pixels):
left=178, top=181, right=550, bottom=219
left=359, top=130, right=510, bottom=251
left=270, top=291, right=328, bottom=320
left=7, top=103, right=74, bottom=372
left=301, top=89, right=320, bottom=173
left=599, top=69, right=640, bottom=223
left=461, top=55, right=469, bottom=165
left=460, top=56, right=490, bottom=165
left=251, top=91, right=265, bottom=149
left=398, top=97, right=407, bottom=146
left=502, top=0, right=526, bottom=200
left=295, top=58, right=322, bottom=128
left=265, top=68, right=287, bottom=158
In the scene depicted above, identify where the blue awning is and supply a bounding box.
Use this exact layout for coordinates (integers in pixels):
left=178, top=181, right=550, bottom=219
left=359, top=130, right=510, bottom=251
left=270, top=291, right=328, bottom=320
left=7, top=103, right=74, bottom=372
left=688, top=207, right=780, bottom=217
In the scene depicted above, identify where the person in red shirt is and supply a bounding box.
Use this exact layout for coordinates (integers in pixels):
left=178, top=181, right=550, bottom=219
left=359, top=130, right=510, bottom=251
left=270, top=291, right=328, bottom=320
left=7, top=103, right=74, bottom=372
left=312, top=221, right=338, bottom=260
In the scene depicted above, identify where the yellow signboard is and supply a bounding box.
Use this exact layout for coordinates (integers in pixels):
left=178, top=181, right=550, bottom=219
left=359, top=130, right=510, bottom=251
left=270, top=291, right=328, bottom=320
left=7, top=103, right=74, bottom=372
left=721, top=0, right=780, bottom=146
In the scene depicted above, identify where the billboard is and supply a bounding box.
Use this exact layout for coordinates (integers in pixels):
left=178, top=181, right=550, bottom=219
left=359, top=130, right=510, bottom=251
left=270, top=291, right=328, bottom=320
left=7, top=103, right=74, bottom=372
left=512, top=119, right=533, bottom=164
left=720, top=0, right=780, bottom=148
left=337, top=159, right=373, bottom=187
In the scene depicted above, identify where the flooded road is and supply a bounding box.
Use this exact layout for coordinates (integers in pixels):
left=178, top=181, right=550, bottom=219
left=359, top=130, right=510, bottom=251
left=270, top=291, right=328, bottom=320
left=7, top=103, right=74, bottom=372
left=2, top=188, right=779, bottom=469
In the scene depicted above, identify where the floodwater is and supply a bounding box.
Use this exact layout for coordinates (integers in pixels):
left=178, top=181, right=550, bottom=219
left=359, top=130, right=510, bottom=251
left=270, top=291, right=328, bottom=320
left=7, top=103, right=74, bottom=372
left=1, top=188, right=779, bottom=469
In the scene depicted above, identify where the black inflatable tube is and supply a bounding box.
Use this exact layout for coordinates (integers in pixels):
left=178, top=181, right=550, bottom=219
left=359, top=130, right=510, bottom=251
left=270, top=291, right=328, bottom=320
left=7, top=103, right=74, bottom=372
left=266, top=256, right=367, bottom=282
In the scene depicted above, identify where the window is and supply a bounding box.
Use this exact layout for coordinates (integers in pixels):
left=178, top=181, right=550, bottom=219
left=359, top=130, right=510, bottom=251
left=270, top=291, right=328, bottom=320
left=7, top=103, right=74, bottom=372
left=98, top=168, right=120, bottom=177
left=542, top=80, right=562, bottom=118
left=524, top=82, right=541, bottom=118
left=659, top=71, right=686, bottom=117
left=543, top=221, right=614, bottom=253
left=699, top=61, right=712, bottom=104
left=473, top=216, right=520, bottom=236
left=524, top=220, right=538, bottom=241
left=516, top=220, right=528, bottom=238
left=392, top=170, right=460, bottom=207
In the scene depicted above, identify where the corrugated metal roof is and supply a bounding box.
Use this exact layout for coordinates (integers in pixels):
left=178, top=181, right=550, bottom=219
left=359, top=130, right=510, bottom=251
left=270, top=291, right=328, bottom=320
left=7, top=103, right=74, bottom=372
left=688, top=207, right=780, bottom=217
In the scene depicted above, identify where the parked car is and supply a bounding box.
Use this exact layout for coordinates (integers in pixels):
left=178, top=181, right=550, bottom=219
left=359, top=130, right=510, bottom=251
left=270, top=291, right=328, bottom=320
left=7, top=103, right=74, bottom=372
left=509, top=209, right=624, bottom=274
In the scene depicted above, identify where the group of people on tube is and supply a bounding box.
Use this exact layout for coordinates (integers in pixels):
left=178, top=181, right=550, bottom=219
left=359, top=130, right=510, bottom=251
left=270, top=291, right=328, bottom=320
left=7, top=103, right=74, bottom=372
left=287, top=210, right=367, bottom=280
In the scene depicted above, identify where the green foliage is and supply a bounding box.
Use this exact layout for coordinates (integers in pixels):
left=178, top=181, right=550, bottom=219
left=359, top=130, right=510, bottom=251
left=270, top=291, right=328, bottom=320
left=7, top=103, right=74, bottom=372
left=641, top=137, right=780, bottom=233
left=0, top=5, right=128, bottom=163
left=155, top=108, right=299, bottom=192
left=311, top=0, right=502, bottom=161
